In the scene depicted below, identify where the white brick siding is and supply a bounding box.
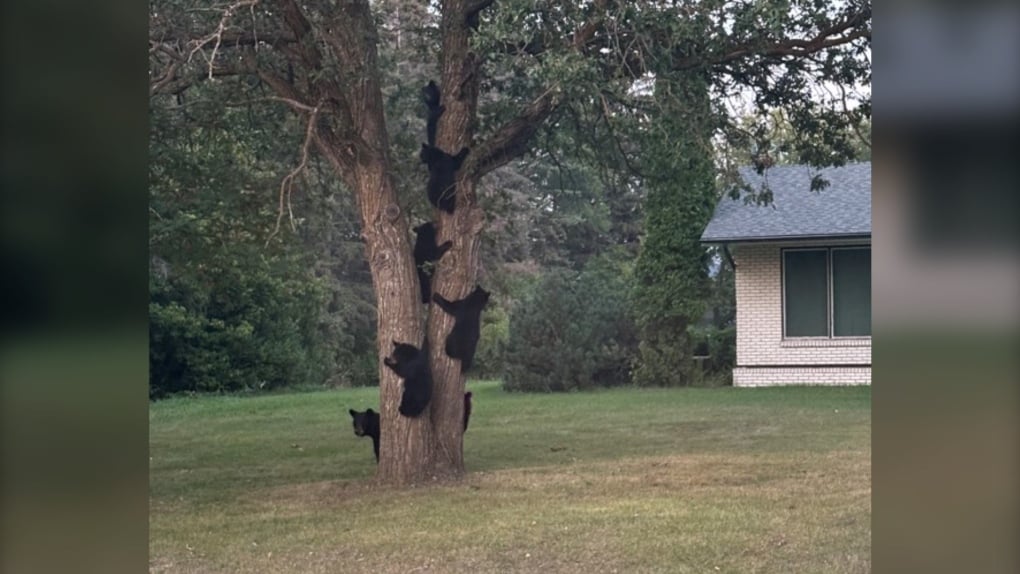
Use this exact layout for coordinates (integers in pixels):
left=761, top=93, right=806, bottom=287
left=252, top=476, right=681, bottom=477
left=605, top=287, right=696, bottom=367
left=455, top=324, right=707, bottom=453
left=731, top=242, right=871, bottom=387
left=733, top=366, right=871, bottom=386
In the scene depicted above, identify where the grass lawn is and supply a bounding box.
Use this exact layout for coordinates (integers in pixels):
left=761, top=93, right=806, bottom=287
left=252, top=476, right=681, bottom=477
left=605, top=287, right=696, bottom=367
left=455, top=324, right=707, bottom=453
left=150, top=382, right=871, bottom=573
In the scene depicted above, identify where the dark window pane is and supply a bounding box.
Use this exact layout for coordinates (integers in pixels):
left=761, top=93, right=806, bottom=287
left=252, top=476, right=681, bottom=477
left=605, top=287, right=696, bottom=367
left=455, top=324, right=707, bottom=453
left=833, top=248, right=872, bottom=336
left=784, top=250, right=828, bottom=337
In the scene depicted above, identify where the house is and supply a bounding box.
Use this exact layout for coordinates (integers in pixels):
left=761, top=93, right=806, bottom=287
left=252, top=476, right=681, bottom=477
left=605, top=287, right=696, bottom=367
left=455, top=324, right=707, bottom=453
left=701, top=163, right=871, bottom=387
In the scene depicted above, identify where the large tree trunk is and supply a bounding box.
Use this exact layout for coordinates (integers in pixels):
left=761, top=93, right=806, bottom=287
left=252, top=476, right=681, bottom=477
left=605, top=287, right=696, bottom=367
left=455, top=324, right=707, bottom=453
left=311, top=0, right=437, bottom=485
left=319, top=0, right=483, bottom=485
left=267, top=0, right=524, bottom=485
left=415, top=0, right=486, bottom=481
left=310, top=0, right=569, bottom=485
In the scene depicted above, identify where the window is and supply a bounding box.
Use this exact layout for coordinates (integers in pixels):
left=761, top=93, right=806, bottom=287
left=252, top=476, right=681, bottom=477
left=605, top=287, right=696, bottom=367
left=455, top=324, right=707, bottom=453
left=832, top=248, right=871, bottom=336
left=783, top=246, right=871, bottom=338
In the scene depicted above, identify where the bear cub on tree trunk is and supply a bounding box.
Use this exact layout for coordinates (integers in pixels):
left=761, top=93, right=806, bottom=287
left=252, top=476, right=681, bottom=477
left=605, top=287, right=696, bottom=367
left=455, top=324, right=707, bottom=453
left=420, top=145, right=470, bottom=214
left=432, top=286, right=490, bottom=373
left=422, top=80, right=444, bottom=147
left=413, top=222, right=453, bottom=303
left=420, top=80, right=469, bottom=214
left=384, top=340, right=433, bottom=417
left=349, top=408, right=380, bottom=462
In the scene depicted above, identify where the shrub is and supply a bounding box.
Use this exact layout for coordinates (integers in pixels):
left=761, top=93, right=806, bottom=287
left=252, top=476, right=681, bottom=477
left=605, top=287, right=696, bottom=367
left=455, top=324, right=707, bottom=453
left=472, top=304, right=510, bottom=379
left=687, top=324, right=736, bottom=386
left=502, top=257, right=637, bottom=392
left=149, top=257, right=332, bottom=398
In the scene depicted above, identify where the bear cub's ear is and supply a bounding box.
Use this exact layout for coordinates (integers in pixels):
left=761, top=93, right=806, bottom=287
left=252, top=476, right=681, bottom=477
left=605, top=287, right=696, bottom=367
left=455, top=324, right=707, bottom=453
left=366, top=408, right=375, bottom=414
left=349, top=409, right=357, bottom=417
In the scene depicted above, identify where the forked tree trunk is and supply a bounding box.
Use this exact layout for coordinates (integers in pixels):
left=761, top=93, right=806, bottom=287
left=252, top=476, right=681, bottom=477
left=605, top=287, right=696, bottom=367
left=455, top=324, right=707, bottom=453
left=309, top=0, right=567, bottom=485
left=317, top=0, right=483, bottom=485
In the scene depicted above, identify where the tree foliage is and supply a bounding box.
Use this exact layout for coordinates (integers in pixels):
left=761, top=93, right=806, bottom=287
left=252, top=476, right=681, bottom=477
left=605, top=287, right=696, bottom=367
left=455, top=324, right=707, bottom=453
left=148, top=82, right=378, bottom=395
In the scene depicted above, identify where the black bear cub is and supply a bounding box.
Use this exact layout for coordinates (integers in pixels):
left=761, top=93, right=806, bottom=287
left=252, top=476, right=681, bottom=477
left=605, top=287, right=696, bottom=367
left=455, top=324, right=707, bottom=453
left=422, top=80, right=444, bottom=147
left=420, top=80, right=468, bottom=214
left=349, top=408, right=381, bottom=462
left=420, top=144, right=469, bottom=214
left=432, top=286, right=490, bottom=373
left=349, top=392, right=470, bottom=462
left=413, top=222, right=453, bottom=303
left=384, top=340, right=433, bottom=417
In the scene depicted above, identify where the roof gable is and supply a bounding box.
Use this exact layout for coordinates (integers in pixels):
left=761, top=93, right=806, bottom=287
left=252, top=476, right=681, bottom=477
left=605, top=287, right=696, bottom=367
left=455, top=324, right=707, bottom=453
left=701, top=162, right=871, bottom=243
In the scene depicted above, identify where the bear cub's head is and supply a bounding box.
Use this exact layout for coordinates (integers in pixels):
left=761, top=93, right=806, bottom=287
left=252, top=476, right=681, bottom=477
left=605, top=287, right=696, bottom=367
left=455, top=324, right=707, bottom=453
left=349, top=408, right=377, bottom=437
left=413, top=222, right=436, bottom=239
left=387, top=341, right=422, bottom=365
left=466, top=286, right=490, bottom=307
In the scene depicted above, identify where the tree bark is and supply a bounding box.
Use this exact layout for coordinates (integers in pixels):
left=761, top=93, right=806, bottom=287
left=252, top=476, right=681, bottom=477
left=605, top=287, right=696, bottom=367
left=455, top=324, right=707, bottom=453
left=313, top=0, right=442, bottom=485
left=415, top=0, right=488, bottom=482
left=316, top=0, right=486, bottom=485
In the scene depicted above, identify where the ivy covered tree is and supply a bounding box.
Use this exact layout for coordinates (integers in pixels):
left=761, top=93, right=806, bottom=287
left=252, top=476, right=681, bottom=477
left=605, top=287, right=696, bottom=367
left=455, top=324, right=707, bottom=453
left=632, top=73, right=718, bottom=386
left=150, top=0, right=870, bottom=485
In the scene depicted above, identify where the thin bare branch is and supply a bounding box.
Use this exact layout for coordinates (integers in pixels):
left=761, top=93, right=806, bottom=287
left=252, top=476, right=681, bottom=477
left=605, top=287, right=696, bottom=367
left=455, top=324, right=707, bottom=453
left=249, top=2, right=259, bottom=51
left=267, top=96, right=319, bottom=113
left=256, top=66, right=316, bottom=111
left=836, top=82, right=871, bottom=150
left=186, top=0, right=260, bottom=80
left=266, top=99, right=323, bottom=247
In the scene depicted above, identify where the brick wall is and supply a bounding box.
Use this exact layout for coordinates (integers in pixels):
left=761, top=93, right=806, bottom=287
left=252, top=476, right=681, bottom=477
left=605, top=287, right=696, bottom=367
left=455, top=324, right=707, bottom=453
left=731, top=242, right=871, bottom=387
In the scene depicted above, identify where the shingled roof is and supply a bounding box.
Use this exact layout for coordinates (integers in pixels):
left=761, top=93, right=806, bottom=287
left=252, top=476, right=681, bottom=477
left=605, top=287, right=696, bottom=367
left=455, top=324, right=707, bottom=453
left=700, top=162, right=871, bottom=243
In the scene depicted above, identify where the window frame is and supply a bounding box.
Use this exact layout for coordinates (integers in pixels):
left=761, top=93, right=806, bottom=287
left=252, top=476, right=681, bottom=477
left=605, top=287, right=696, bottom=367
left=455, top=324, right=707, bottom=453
left=781, top=245, right=871, bottom=340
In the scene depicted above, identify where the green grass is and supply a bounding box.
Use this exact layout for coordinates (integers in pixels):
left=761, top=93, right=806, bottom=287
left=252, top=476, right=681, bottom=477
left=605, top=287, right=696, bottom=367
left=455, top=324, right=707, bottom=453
left=150, top=382, right=871, bottom=573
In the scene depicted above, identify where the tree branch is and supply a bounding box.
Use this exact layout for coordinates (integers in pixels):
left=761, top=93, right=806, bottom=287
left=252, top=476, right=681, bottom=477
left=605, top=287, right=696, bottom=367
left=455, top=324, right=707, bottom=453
left=276, top=0, right=322, bottom=69
left=267, top=96, right=319, bottom=113
left=470, top=0, right=610, bottom=177
left=256, top=66, right=310, bottom=107
left=149, top=60, right=183, bottom=96
left=266, top=99, right=323, bottom=247
left=679, top=9, right=870, bottom=70
left=186, top=0, right=261, bottom=80
left=835, top=82, right=872, bottom=150
left=722, top=29, right=870, bottom=64
left=167, top=30, right=297, bottom=49
left=470, top=88, right=560, bottom=178
left=598, top=93, right=639, bottom=176
left=150, top=59, right=256, bottom=96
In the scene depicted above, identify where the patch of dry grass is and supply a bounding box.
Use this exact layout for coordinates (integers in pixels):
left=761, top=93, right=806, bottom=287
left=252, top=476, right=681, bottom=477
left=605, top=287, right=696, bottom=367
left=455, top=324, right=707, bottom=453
left=150, top=383, right=870, bottom=573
